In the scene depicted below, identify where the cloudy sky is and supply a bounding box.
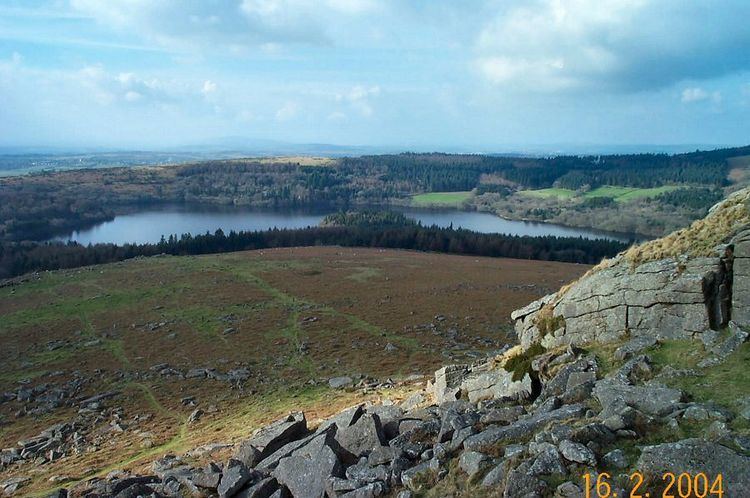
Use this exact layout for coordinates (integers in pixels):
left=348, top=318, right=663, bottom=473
left=1, top=0, right=749, bottom=150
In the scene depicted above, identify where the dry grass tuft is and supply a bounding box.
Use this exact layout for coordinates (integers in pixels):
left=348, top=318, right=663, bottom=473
left=534, top=304, right=565, bottom=336
left=547, top=188, right=750, bottom=305
left=622, top=187, right=750, bottom=266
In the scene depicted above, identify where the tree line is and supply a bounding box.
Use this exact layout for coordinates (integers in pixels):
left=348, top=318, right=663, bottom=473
left=0, top=221, right=628, bottom=279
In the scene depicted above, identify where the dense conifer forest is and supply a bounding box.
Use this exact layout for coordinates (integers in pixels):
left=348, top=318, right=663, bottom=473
left=0, top=211, right=626, bottom=279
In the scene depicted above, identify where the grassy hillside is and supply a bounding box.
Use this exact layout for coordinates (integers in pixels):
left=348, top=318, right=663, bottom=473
left=0, top=247, right=587, bottom=496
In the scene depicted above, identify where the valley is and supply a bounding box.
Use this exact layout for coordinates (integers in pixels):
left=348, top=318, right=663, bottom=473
left=0, top=247, right=588, bottom=496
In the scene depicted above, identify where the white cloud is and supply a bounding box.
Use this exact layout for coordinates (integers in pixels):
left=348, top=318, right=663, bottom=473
left=275, top=101, right=299, bottom=121
left=474, top=0, right=750, bottom=93
left=681, top=87, right=721, bottom=104
left=335, top=85, right=380, bottom=117
left=681, top=87, right=706, bottom=103
left=202, top=80, right=217, bottom=95
left=71, top=0, right=379, bottom=52
left=70, top=65, right=188, bottom=106
left=124, top=90, right=142, bottom=102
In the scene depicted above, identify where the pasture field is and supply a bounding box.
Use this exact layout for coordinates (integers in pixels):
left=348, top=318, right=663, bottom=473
left=411, top=191, right=473, bottom=207
left=0, top=247, right=587, bottom=496
left=520, top=185, right=684, bottom=202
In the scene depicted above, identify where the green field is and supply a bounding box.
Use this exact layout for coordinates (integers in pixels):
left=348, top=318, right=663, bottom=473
left=411, top=191, right=473, bottom=207
left=520, top=185, right=685, bottom=202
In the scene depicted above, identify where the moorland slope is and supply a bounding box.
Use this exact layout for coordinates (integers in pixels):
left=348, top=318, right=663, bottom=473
left=10, top=188, right=749, bottom=497
left=0, top=248, right=587, bottom=496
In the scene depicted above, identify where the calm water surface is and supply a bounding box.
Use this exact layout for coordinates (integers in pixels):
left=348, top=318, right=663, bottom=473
left=51, top=204, right=634, bottom=245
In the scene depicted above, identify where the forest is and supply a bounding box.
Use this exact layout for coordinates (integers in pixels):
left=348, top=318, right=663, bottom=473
left=0, top=211, right=627, bottom=279
left=0, top=145, right=747, bottom=244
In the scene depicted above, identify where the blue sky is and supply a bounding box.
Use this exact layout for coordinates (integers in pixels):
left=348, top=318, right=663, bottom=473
left=1, top=0, right=749, bottom=150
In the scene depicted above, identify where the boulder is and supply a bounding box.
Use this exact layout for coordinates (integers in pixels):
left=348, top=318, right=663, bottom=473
left=236, top=477, right=279, bottom=498
left=431, top=365, right=469, bottom=404
left=529, top=448, right=567, bottom=476
left=273, top=443, right=343, bottom=498
left=248, top=412, right=308, bottom=459
left=340, top=482, right=387, bottom=498
left=345, top=460, right=390, bottom=484
left=503, top=464, right=548, bottom=498
left=614, top=336, right=658, bottom=361
left=558, top=440, right=596, bottom=466
left=218, top=460, right=253, bottom=498
left=460, top=364, right=533, bottom=404
left=367, top=405, right=404, bottom=441
left=480, top=461, right=508, bottom=487
left=400, top=460, right=439, bottom=492
left=317, top=405, right=365, bottom=435
left=399, top=392, right=427, bottom=412
left=193, top=462, right=223, bottom=489
left=555, top=482, right=584, bottom=498
left=593, top=380, right=682, bottom=418
left=329, top=377, right=354, bottom=389
left=255, top=432, right=321, bottom=470
left=539, top=357, right=597, bottom=401
left=637, top=439, right=750, bottom=496
left=367, top=445, right=404, bottom=466
left=336, top=413, right=387, bottom=459
left=479, top=406, right=525, bottom=426
left=458, top=451, right=492, bottom=478
left=464, top=404, right=586, bottom=453
left=438, top=408, right=479, bottom=442
left=602, top=449, right=628, bottom=469
left=235, top=441, right=263, bottom=468
left=710, top=321, right=749, bottom=358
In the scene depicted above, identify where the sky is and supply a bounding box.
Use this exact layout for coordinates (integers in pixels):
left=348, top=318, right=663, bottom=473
left=0, top=0, right=749, bottom=151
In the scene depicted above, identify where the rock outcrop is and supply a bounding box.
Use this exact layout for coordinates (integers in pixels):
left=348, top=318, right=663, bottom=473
left=512, top=192, right=750, bottom=352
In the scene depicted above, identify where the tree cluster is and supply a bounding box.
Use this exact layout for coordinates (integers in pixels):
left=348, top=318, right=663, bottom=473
left=0, top=219, right=627, bottom=279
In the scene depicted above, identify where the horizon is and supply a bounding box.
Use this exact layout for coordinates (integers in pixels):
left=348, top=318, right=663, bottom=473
left=0, top=139, right=746, bottom=159
left=1, top=1, right=750, bottom=149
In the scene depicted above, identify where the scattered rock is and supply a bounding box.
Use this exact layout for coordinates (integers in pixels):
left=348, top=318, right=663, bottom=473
left=329, top=377, right=354, bottom=389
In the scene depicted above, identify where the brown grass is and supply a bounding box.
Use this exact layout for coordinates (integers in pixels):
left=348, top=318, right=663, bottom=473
left=0, top=247, right=588, bottom=495
left=542, top=188, right=750, bottom=308
left=622, top=187, right=750, bottom=266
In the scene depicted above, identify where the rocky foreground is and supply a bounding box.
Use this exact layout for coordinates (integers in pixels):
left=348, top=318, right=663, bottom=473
left=4, top=193, right=750, bottom=497
left=24, top=326, right=750, bottom=498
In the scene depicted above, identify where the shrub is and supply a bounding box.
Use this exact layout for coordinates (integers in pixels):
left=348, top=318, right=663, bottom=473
left=535, top=304, right=566, bottom=336
left=504, top=343, right=546, bottom=382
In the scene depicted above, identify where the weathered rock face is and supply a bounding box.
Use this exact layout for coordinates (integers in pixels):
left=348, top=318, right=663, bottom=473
left=732, top=228, right=750, bottom=327
left=511, top=238, right=750, bottom=350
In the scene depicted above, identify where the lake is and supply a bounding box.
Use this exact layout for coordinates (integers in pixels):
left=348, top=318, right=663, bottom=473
left=51, top=204, right=635, bottom=245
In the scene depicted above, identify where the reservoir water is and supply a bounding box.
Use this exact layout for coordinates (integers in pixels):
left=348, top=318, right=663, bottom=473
left=51, top=204, right=635, bottom=245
